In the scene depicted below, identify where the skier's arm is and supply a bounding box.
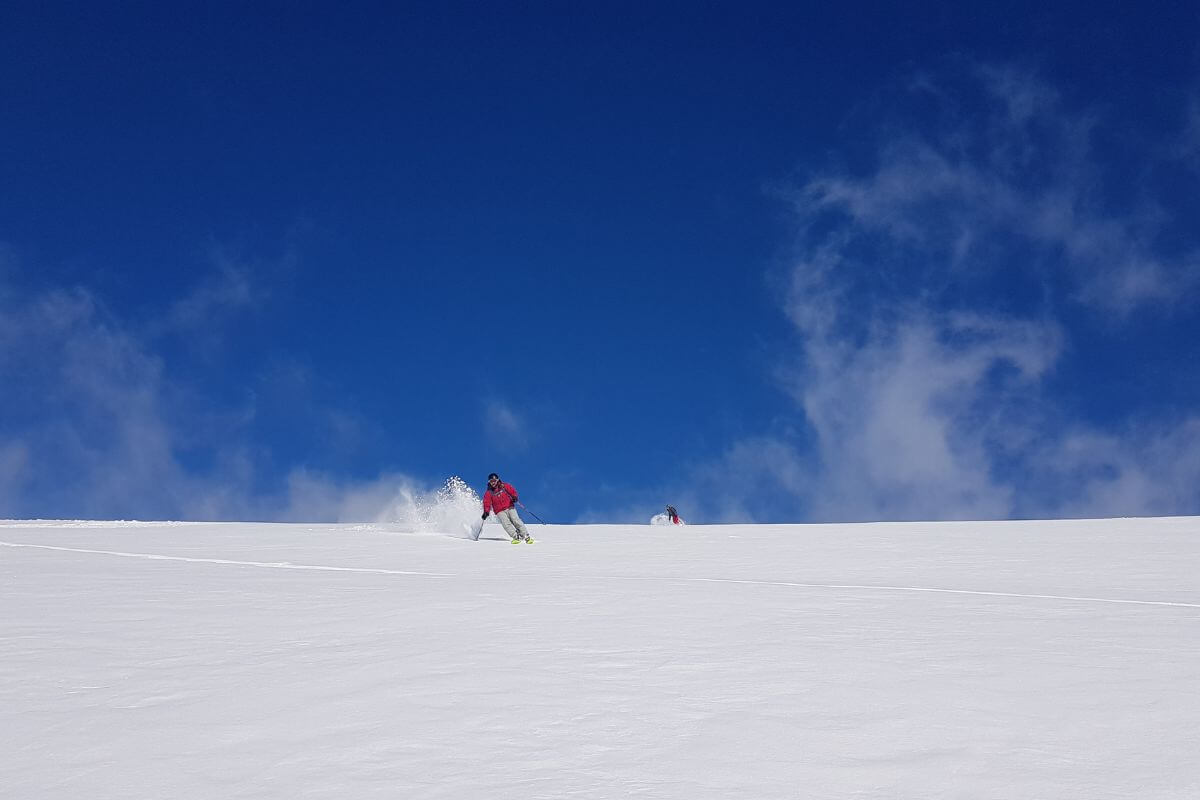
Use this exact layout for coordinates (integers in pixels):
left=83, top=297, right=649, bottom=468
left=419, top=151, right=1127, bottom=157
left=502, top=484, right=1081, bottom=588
left=504, top=483, right=518, bottom=503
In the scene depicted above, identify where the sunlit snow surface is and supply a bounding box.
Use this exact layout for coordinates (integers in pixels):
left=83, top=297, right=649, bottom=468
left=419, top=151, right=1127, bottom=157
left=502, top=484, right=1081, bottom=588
left=3, top=516, right=1199, bottom=799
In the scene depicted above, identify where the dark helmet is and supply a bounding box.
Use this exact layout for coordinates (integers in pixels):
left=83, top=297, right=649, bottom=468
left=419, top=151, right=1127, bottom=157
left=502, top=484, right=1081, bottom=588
left=487, top=473, right=499, bottom=481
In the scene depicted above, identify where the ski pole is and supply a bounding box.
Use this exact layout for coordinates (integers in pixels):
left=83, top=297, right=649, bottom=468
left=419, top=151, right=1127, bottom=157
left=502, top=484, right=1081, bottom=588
left=517, top=501, right=547, bottom=524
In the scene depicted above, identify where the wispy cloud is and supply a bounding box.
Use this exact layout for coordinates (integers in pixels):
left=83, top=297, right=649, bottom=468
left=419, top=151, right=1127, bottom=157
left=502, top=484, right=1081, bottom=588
left=796, top=64, right=1200, bottom=317
left=574, top=68, right=1200, bottom=524
left=568, top=436, right=812, bottom=524
left=144, top=243, right=286, bottom=356
left=781, top=309, right=1062, bottom=521
left=1177, top=95, right=1200, bottom=172
left=482, top=398, right=531, bottom=450
left=0, top=441, right=30, bottom=511
left=0, top=251, right=412, bottom=522
left=0, top=282, right=185, bottom=518
left=730, top=63, right=1200, bottom=522
left=1021, top=420, right=1200, bottom=519
left=162, top=257, right=255, bottom=333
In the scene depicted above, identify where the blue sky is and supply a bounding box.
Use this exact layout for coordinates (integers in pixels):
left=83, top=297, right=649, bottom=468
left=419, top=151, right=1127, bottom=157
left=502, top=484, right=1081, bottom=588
left=2, top=2, right=1198, bottom=522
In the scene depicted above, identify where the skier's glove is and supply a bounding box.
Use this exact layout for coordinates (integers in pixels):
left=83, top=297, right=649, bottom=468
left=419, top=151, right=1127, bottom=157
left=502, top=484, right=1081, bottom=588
left=481, top=512, right=488, bottom=520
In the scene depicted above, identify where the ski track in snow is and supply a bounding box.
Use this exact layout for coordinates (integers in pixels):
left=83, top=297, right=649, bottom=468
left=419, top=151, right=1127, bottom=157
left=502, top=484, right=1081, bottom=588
left=4, top=539, right=1198, bottom=610
left=0, top=541, right=452, bottom=578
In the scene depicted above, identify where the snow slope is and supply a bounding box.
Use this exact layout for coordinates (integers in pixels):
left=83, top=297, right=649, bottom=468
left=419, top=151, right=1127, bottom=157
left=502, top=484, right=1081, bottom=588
left=3, top=517, right=1199, bottom=799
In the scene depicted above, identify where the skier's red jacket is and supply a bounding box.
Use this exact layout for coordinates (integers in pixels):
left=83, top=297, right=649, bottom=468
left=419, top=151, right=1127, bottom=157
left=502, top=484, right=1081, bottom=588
left=483, top=482, right=519, bottom=514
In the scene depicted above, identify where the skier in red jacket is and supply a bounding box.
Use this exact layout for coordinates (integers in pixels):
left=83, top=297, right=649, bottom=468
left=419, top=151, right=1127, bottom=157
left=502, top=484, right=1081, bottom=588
left=666, top=505, right=684, bottom=525
left=483, top=473, right=533, bottom=544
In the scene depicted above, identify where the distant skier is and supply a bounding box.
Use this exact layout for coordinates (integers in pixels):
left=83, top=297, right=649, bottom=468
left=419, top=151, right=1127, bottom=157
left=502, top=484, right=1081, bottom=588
left=666, top=505, right=684, bottom=525
left=482, top=473, right=533, bottom=544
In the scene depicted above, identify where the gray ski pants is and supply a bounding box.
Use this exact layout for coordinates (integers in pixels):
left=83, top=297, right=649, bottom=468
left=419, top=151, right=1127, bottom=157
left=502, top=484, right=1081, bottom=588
left=494, top=507, right=528, bottom=540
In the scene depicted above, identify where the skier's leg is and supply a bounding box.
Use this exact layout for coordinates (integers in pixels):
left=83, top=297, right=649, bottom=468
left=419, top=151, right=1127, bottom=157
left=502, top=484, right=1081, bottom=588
left=508, top=509, right=529, bottom=540
left=501, top=508, right=528, bottom=540
left=496, top=510, right=518, bottom=541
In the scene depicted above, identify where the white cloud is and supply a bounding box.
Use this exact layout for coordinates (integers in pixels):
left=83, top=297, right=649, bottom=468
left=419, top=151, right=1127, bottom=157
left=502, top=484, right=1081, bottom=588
left=747, top=63, right=1200, bottom=522
left=609, top=64, right=1200, bottom=523
left=482, top=398, right=530, bottom=450
left=0, top=285, right=183, bottom=516
left=143, top=244, right=278, bottom=356
left=1177, top=96, right=1200, bottom=171
left=685, top=436, right=812, bottom=522
left=794, top=66, right=1200, bottom=317
left=163, top=258, right=255, bottom=333
left=1024, top=421, right=1200, bottom=519
left=785, top=308, right=1062, bottom=520
left=0, top=257, right=415, bottom=522
left=0, top=441, right=30, bottom=510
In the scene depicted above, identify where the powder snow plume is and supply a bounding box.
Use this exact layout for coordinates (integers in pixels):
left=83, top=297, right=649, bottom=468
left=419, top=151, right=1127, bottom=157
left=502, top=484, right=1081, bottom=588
left=376, top=476, right=482, bottom=534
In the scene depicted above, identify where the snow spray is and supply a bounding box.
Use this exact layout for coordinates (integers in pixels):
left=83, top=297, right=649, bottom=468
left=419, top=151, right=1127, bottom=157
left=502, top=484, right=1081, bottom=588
left=377, top=476, right=482, bottom=534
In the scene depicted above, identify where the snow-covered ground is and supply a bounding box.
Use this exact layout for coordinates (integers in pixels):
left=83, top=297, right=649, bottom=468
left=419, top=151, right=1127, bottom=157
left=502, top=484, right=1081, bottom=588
left=3, top=516, right=1199, bottom=799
